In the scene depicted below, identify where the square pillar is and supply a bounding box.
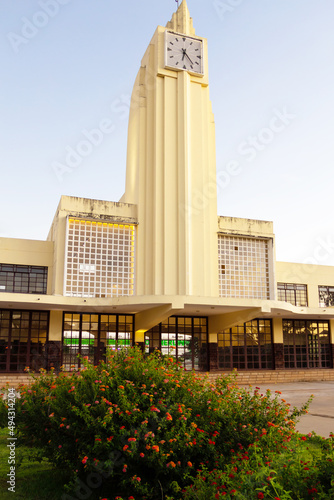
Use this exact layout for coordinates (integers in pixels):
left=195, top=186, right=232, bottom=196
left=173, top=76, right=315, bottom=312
left=272, top=317, right=284, bottom=369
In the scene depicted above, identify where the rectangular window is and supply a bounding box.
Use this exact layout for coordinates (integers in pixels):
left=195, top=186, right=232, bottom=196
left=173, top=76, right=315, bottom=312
left=318, top=286, right=334, bottom=307
left=64, top=218, right=136, bottom=298
left=218, top=235, right=270, bottom=299
left=145, top=316, right=208, bottom=371
left=218, top=319, right=273, bottom=370
left=277, top=283, right=308, bottom=306
left=0, top=310, right=49, bottom=372
left=0, top=264, right=48, bottom=294
left=283, top=320, right=331, bottom=369
left=62, top=312, right=134, bottom=370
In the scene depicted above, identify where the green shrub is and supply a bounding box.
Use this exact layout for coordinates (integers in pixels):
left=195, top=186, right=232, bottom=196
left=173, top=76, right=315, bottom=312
left=0, top=347, right=311, bottom=499
left=183, top=433, right=334, bottom=499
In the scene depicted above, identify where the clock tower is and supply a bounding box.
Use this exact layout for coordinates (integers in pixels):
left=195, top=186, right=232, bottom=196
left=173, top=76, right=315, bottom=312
left=121, top=0, right=218, bottom=298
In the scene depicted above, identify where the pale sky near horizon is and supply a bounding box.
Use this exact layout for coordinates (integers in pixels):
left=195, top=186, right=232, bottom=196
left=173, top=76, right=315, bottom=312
left=0, top=0, right=334, bottom=266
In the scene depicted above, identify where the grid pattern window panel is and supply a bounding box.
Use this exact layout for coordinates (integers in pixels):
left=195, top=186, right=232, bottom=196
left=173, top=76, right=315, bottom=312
left=318, top=286, right=334, bottom=307
left=217, top=330, right=233, bottom=370
left=0, top=264, right=47, bottom=294
left=277, top=283, right=308, bottom=306
left=0, top=309, right=49, bottom=372
left=218, top=235, right=270, bottom=299
left=62, top=312, right=134, bottom=370
left=105, top=314, right=133, bottom=350
left=145, top=316, right=208, bottom=371
left=283, top=320, right=332, bottom=369
left=218, top=319, right=273, bottom=370
left=65, top=219, right=135, bottom=298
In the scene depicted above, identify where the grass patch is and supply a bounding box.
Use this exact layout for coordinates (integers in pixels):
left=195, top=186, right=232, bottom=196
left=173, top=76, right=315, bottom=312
left=0, top=428, right=69, bottom=500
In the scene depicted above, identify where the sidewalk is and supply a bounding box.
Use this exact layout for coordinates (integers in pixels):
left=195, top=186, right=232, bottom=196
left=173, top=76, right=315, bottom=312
left=240, top=382, right=334, bottom=438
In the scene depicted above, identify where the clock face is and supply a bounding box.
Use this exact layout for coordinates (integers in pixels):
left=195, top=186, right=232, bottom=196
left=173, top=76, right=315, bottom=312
left=165, top=31, right=203, bottom=75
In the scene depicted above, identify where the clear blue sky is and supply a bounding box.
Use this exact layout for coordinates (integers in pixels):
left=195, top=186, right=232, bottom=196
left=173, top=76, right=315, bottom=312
left=1, top=0, right=334, bottom=266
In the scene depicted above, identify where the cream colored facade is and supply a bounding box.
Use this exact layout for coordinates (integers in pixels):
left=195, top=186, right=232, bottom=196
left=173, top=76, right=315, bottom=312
left=1, top=1, right=334, bottom=378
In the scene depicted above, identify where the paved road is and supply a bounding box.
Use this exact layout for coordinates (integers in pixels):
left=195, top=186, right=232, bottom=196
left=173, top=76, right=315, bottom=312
left=240, top=382, right=334, bottom=438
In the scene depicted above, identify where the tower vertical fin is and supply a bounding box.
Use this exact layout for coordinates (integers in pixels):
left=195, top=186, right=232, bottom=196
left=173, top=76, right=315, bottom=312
left=166, top=0, right=195, bottom=35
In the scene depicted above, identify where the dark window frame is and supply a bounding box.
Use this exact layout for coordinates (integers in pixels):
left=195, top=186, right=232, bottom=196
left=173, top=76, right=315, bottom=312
left=62, top=312, right=135, bottom=370
left=0, top=309, right=49, bottom=372
left=145, top=316, right=209, bottom=372
left=318, top=286, right=334, bottom=307
left=277, top=283, right=308, bottom=307
left=217, top=319, right=274, bottom=370
left=0, top=264, right=48, bottom=295
left=283, top=319, right=332, bottom=369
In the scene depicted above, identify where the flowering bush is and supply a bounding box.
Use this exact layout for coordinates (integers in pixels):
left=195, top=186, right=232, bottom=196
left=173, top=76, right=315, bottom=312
left=0, top=347, right=312, bottom=499
left=183, top=433, right=334, bottom=499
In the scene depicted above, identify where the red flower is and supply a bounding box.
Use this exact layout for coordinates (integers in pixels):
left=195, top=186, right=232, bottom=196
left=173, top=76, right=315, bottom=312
left=150, top=406, right=160, bottom=412
left=257, top=494, right=264, bottom=499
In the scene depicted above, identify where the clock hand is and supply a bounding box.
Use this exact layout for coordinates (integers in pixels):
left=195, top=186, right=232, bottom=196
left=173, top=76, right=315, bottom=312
left=181, top=48, right=194, bottom=65
left=185, top=52, right=194, bottom=65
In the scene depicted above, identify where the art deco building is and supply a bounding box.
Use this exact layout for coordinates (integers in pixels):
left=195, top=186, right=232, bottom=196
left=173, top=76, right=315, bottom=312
left=1, top=1, right=334, bottom=385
